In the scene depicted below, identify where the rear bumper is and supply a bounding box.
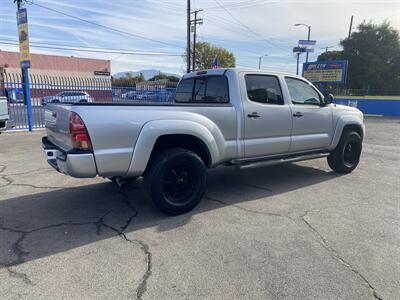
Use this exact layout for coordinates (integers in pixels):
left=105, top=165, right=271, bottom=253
left=42, top=136, right=97, bottom=178
left=0, top=119, right=13, bottom=131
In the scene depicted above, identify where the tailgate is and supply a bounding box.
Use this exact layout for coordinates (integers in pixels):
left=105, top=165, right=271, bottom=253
left=45, top=104, right=73, bottom=151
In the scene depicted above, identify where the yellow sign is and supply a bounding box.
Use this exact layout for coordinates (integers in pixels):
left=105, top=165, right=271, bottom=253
left=303, top=69, right=343, bottom=83
left=16, top=8, right=30, bottom=68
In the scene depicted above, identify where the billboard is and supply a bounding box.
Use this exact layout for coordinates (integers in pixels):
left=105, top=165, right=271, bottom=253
left=16, top=8, right=30, bottom=69
left=298, top=40, right=316, bottom=53
left=302, top=60, right=348, bottom=84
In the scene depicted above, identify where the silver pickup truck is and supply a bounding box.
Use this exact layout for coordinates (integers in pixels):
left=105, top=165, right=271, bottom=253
left=43, top=68, right=365, bottom=214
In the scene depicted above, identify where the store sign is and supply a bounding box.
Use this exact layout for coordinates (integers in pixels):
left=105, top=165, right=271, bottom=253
left=16, top=8, right=30, bottom=69
left=94, top=71, right=111, bottom=76
left=298, top=40, right=316, bottom=53
left=302, top=60, right=348, bottom=84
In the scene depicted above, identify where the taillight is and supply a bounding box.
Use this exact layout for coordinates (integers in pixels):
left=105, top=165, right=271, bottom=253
left=69, top=112, right=92, bottom=150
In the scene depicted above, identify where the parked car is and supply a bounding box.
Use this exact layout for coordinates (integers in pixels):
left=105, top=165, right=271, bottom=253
left=42, top=68, right=365, bottom=215
left=121, top=91, right=137, bottom=100
left=0, top=96, right=12, bottom=133
left=41, top=91, right=93, bottom=105
left=5, top=89, right=24, bottom=104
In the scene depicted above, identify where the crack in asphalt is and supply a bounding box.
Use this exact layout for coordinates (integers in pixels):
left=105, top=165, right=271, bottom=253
left=205, top=196, right=294, bottom=221
left=2, top=167, right=52, bottom=176
left=0, top=164, right=151, bottom=298
left=301, top=211, right=383, bottom=300
left=0, top=210, right=151, bottom=299
left=237, top=182, right=273, bottom=193
left=117, top=189, right=139, bottom=232
left=0, top=165, right=65, bottom=189
left=101, top=223, right=152, bottom=300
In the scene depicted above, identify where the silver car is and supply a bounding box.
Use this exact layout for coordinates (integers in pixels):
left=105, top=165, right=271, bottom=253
left=41, top=91, right=93, bottom=105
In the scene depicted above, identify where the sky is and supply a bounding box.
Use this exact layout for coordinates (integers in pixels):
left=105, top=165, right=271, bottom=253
left=0, top=0, right=399, bottom=75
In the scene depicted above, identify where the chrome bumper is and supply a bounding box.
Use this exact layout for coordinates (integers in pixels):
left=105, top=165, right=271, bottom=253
left=42, top=137, right=97, bottom=178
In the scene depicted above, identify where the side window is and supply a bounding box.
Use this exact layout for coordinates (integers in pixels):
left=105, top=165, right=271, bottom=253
left=175, top=78, right=194, bottom=102
left=176, top=76, right=229, bottom=103
left=245, top=75, right=283, bottom=105
left=285, top=77, right=321, bottom=105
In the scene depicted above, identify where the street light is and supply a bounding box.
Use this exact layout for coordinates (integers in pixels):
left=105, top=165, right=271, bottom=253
left=258, top=54, right=268, bottom=69
left=294, top=23, right=311, bottom=63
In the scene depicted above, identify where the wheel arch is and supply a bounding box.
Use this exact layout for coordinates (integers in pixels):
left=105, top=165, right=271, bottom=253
left=149, top=134, right=212, bottom=168
left=126, top=119, right=222, bottom=177
left=329, top=116, right=365, bottom=150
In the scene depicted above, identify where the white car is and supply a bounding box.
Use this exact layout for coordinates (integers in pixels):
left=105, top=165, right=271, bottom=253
left=41, top=91, right=93, bottom=105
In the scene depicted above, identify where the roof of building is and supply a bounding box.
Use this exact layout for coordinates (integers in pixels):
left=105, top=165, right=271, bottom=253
left=0, top=50, right=110, bottom=73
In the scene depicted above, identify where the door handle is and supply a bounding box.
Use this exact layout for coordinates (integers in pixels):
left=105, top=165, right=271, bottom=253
left=247, top=112, right=260, bottom=119
left=293, top=112, right=303, bottom=118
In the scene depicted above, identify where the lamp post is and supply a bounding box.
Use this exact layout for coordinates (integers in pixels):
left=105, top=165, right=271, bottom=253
left=258, top=54, right=268, bottom=69
left=294, top=23, right=311, bottom=63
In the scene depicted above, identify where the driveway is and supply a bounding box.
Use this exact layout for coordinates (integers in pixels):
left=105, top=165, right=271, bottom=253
left=0, top=117, right=399, bottom=299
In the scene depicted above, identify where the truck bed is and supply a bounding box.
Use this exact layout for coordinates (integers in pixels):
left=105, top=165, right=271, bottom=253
left=44, top=102, right=238, bottom=177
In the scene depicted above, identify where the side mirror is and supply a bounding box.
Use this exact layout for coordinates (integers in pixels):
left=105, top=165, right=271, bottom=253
left=324, top=93, right=334, bottom=105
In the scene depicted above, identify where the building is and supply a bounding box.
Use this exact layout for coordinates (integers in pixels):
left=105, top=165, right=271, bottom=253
left=0, top=50, right=112, bottom=103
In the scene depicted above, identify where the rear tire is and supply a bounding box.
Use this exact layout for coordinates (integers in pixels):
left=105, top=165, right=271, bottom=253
left=144, top=148, right=207, bottom=215
left=328, top=131, right=362, bottom=173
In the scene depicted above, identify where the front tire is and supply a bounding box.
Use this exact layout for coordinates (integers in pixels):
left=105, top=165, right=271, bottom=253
left=145, top=148, right=207, bottom=215
left=328, top=131, right=362, bottom=173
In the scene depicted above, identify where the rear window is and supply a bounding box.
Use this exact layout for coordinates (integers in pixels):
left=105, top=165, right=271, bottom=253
left=175, top=78, right=194, bottom=102
left=176, top=76, right=229, bottom=103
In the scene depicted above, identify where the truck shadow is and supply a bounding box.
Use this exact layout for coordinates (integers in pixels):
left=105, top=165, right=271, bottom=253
left=0, top=163, right=341, bottom=267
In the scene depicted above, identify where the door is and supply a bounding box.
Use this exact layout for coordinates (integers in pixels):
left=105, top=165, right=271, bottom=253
left=242, top=74, right=292, bottom=157
left=285, top=77, right=333, bottom=152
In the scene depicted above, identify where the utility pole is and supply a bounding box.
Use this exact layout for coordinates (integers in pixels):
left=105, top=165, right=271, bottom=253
left=348, top=15, right=354, bottom=39
left=191, top=9, right=203, bottom=72
left=321, top=46, right=334, bottom=53
left=186, top=0, right=191, bottom=73
left=306, top=25, right=311, bottom=63
left=258, top=54, right=268, bottom=69
left=14, top=0, right=32, bottom=131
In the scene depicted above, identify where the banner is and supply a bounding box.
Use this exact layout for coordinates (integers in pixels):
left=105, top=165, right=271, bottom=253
left=302, top=60, right=348, bottom=84
left=16, top=8, right=30, bottom=69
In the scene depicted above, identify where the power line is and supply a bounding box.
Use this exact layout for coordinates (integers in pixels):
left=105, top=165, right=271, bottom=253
left=0, top=37, right=183, bottom=55
left=0, top=41, right=184, bottom=57
left=203, top=11, right=292, bottom=47
left=211, top=0, right=289, bottom=52
left=28, top=1, right=185, bottom=50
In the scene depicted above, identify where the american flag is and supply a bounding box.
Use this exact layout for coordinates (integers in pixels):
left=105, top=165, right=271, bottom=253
left=212, top=56, right=221, bottom=69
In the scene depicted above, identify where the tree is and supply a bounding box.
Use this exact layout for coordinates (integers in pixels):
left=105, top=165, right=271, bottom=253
left=317, top=50, right=344, bottom=61
left=111, top=73, right=145, bottom=87
left=148, top=74, right=180, bottom=82
left=187, top=42, right=236, bottom=70
left=318, top=21, right=400, bottom=90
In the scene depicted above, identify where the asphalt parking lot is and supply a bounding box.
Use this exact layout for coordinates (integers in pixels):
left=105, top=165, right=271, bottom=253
left=0, top=117, right=399, bottom=300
